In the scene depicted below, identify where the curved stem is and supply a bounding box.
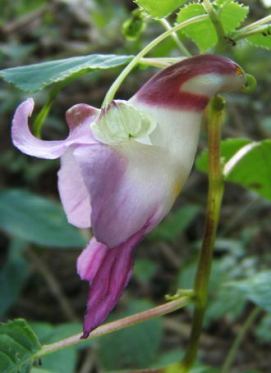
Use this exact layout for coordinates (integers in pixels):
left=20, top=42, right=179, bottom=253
left=221, top=307, right=261, bottom=373
left=233, top=23, right=271, bottom=41
left=237, top=15, right=271, bottom=32
left=34, top=294, right=193, bottom=359
left=203, top=0, right=225, bottom=47
left=180, top=96, right=225, bottom=371
left=159, top=18, right=191, bottom=56
left=101, top=14, right=208, bottom=107
left=140, top=57, right=185, bottom=69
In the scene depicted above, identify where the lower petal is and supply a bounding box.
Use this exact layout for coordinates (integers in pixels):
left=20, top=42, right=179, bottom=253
left=74, top=141, right=181, bottom=248
left=78, top=229, right=145, bottom=338
left=58, top=150, right=91, bottom=228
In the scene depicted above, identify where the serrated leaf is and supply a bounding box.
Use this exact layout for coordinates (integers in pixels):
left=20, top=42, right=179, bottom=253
left=228, top=271, right=271, bottom=312
left=0, top=54, right=133, bottom=92
left=0, top=189, right=86, bottom=248
left=196, top=138, right=271, bottom=202
left=247, top=33, right=271, bottom=50
left=176, top=1, right=248, bottom=52
left=0, top=319, right=41, bottom=373
left=177, top=4, right=217, bottom=52
left=218, top=1, right=249, bottom=33
left=135, top=0, right=187, bottom=18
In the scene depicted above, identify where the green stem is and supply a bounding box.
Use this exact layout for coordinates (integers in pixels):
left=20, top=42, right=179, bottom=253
left=101, top=14, right=208, bottom=107
left=33, top=87, right=60, bottom=138
left=140, top=57, right=185, bottom=69
left=180, top=96, right=225, bottom=371
left=233, top=23, right=271, bottom=41
left=159, top=18, right=191, bottom=56
left=203, top=0, right=225, bottom=48
left=221, top=307, right=261, bottom=373
left=34, top=294, right=193, bottom=359
left=237, top=15, right=271, bottom=32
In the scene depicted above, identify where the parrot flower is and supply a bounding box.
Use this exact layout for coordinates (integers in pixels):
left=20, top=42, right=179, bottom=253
left=11, top=55, right=245, bottom=337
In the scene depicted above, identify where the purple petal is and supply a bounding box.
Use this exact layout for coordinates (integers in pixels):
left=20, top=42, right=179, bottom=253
left=73, top=141, right=178, bottom=248
left=12, top=99, right=99, bottom=160
left=66, top=103, right=98, bottom=130
left=77, top=228, right=145, bottom=338
left=58, top=150, right=91, bottom=228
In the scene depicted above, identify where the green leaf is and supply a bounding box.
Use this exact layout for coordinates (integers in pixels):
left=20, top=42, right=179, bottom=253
left=177, top=4, right=216, bottom=52
left=176, top=1, right=248, bottom=52
left=0, top=54, right=133, bottom=92
left=179, top=256, right=246, bottom=324
left=225, top=140, right=271, bottom=201
left=218, top=1, right=249, bottom=33
left=134, top=0, right=187, bottom=18
left=149, top=204, right=200, bottom=242
left=0, top=319, right=41, bottom=373
left=196, top=138, right=271, bottom=202
left=98, top=300, right=163, bottom=370
left=0, top=189, right=86, bottom=248
left=247, top=33, right=271, bottom=50
left=31, top=323, right=81, bottom=373
left=228, top=271, right=271, bottom=312
left=0, top=239, right=30, bottom=317
left=196, top=138, right=250, bottom=172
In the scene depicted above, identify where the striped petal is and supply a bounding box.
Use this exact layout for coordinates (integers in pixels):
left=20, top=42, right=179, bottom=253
left=74, top=140, right=184, bottom=248
left=77, top=228, right=145, bottom=337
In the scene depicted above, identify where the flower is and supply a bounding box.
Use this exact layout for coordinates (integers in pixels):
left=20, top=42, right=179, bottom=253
left=11, top=55, right=245, bottom=337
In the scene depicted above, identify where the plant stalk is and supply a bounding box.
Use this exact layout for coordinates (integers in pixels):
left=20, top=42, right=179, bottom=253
left=102, top=14, right=208, bottom=107
left=203, top=0, right=225, bottom=48
left=180, top=96, right=225, bottom=371
left=159, top=18, right=191, bottom=56
left=34, top=294, right=193, bottom=359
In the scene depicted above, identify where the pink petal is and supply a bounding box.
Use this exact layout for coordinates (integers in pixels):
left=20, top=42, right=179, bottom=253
left=58, top=150, right=91, bottom=228
left=78, top=227, right=145, bottom=338
left=74, top=141, right=179, bottom=248
left=12, top=99, right=99, bottom=160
